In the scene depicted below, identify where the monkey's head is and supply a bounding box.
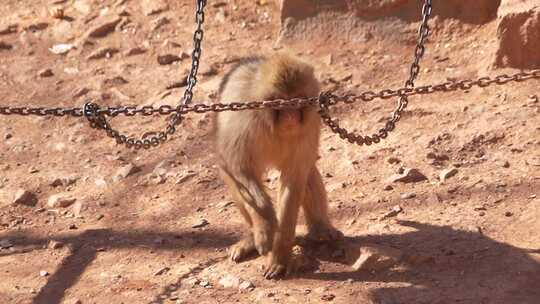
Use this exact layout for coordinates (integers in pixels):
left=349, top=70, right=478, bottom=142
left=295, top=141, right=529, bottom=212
left=257, top=53, right=321, bottom=136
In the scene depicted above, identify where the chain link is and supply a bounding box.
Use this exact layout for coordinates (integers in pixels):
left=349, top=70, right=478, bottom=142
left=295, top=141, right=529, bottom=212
left=318, top=0, right=433, bottom=146
left=83, top=0, right=208, bottom=149
left=1, top=0, right=539, bottom=149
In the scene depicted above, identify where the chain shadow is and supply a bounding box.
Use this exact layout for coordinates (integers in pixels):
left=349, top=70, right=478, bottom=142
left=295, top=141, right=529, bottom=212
left=1, top=228, right=236, bottom=304
left=299, top=220, right=540, bottom=304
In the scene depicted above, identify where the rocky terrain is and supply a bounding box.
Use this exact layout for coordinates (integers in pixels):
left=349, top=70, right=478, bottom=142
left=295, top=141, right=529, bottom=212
left=0, top=0, right=539, bottom=304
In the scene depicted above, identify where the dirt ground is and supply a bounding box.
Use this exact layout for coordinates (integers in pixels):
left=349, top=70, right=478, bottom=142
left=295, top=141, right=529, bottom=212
left=1, top=1, right=539, bottom=304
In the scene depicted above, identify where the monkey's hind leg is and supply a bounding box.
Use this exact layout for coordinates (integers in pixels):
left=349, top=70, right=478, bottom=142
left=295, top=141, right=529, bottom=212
left=219, top=167, right=276, bottom=262
left=302, top=167, right=344, bottom=241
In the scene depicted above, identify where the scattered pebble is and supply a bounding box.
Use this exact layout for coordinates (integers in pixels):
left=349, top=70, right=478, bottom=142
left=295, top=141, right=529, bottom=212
left=387, top=168, right=427, bottom=183
left=49, top=43, right=74, bottom=55
left=400, top=192, right=416, bottom=199
left=86, top=47, right=119, bottom=60
left=380, top=205, right=403, bottom=220
left=504, top=211, right=513, bottom=217
left=154, top=267, right=170, bottom=276
left=440, top=167, right=458, bottom=181
left=238, top=280, right=255, bottom=291
left=112, top=163, right=141, bottom=182
left=219, top=274, right=241, bottom=289
left=12, top=189, right=38, bottom=206
left=192, top=218, right=209, bottom=228
left=125, top=47, right=147, bottom=56
left=38, top=68, right=54, bottom=77
left=48, top=193, right=76, bottom=208
left=0, top=41, right=13, bottom=50
left=85, top=17, right=122, bottom=38
left=48, top=240, right=63, bottom=249
left=157, top=54, right=183, bottom=65
left=39, top=270, right=49, bottom=277
left=351, top=245, right=402, bottom=271
left=0, top=239, right=13, bottom=249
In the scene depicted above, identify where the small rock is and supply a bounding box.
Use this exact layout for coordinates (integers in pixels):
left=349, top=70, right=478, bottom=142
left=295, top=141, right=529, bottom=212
left=72, top=87, right=90, bottom=98
left=48, top=240, right=63, bottom=249
left=0, top=24, right=17, bottom=35
left=185, top=278, right=200, bottom=286
left=387, top=157, right=401, bottom=164
left=0, top=41, right=13, bottom=50
left=142, top=0, right=169, bottom=16
left=86, top=47, right=119, bottom=60
left=501, top=160, right=510, bottom=168
left=380, top=205, right=402, bottom=220
left=38, top=68, right=54, bottom=77
left=49, top=43, right=74, bottom=55
left=219, top=274, right=241, bottom=289
left=400, top=192, right=416, bottom=199
left=112, top=163, right=141, bottom=182
left=13, top=189, right=38, bottom=206
left=350, top=245, right=402, bottom=271
left=157, top=54, right=182, bottom=65
left=440, top=167, right=458, bottom=181
left=383, top=184, right=393, bottom=191
left=103, top=76, right=128, bottom=87
left=238, top=280, right=255, bottom=291
left=151, top=16, right=170, bottom=31
left=72, top=201, right=84, bottom=217
left=192, top=218, right=209, bottom=228
left=85, top=17, right=122, bottom=38
left=124, top=47, right=146, bottom=56
left=504, top=211, right=513, bottom=217
left=387, top=168, right=427, bottom=184
left=321, top=294, right=335, bottom=301
left=47, top=193, right=76, bottom=208
left=199, top=280, right=211, bottom=288
left=154, top=267, right=170, bottom=276
left=0, top=239, right=13, bottom=249
left=68, top=223, right=78, bottom=230
left=39, top=270, right=49, bottom=277
left=50, top=176, right=78, bottom=187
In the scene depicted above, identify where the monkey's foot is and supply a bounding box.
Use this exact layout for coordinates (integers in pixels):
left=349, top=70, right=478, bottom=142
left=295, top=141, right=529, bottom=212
left=306, top=224, right=344, bottom=242
left=229, top=235, right=256, bottom=262
left=253, top=225, right=274, bottom=256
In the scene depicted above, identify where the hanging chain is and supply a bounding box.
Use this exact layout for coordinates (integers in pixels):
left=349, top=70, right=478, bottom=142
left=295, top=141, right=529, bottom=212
left=1, top=0, right=539, bottom=149
left=83, top=0, right=207, bottom=149
left=318, top=0, right=433, bottom=146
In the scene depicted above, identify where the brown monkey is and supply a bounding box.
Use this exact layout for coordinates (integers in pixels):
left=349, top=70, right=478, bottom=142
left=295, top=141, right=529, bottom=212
left=214, top=52, right=343, bottom=279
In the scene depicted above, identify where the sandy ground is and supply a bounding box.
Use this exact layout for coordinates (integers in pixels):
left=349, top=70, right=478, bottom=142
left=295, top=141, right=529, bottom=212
left=1, top=1, right=539, bottom=304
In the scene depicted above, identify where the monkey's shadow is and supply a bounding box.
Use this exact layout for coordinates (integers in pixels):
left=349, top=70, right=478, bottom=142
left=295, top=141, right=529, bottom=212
left=293, top=220, right=540, bottom=304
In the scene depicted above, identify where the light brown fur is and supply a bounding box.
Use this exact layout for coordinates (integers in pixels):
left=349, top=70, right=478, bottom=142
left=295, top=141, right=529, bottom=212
left=214, top=52, right=342, bottom=279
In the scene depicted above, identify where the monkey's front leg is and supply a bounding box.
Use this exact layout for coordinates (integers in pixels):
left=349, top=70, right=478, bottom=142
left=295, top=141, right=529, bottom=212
left=264, top=174, right=307, bottom=279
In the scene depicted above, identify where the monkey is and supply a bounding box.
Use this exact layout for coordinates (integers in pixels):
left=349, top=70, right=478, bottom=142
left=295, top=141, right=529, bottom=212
left=214, top=52, right=343, bottom=279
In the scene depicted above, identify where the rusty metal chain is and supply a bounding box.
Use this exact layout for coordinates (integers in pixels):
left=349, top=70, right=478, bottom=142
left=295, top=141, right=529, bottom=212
left=318, top=0, right=433, bottom=146
left=1, top=0, right=540, bottom=149
left=2, top=69, right=539, bottom=118
left=84, top=0, right=207, bottom=149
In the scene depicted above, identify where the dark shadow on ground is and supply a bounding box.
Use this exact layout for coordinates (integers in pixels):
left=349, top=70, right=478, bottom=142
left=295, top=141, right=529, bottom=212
left=299, top=220, right=540, bottom=304
left=0, top=229, right=235, bottom=304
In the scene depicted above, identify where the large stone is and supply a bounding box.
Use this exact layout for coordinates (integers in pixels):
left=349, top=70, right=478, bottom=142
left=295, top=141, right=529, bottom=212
left=492, top=1, right=540, bottom=69
left=276, top=0, right=500, bottom=43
